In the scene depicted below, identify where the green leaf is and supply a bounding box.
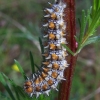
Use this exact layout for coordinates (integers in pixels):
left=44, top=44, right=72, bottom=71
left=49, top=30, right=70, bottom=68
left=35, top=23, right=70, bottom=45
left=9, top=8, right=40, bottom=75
left=1, top=73, right=25, bottom=100
left=61, top=44, right=74, bottom=56
left=88, top=13, right=92, bottom=26
left=30, top=51, right=35, bottom=74
left=74, top=35, right=79, bottom=43
left=39, top=94, right=44, bottom=99
left=34, top=64, right=40, bottom=71
left=16, top=86, right=27, bottom=98
left=88, top=9, right=100, bottom=35
left=13, top=86, right=21, bottom=100
left=39, top=37, right=44, bottom=54
left=2, top=73, right=16, bottom=86
left=0, top=73, right=16, bottom=100
left=39, top=37, right=45, bottom=61
left=14, top=60, right=27, bottom=80
left=79, top=10, right=86, bottom=42
left=78, top=8, right=92, bottom=49
left=92, top=0, right=100, bottom=17
left=83, top=36, right=100, bottom=46
left=78, top=18, right=81, bottom=28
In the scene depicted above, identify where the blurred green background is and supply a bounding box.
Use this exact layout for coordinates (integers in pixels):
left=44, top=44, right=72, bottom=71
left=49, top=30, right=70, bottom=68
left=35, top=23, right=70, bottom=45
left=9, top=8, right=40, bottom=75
left=0, top=0, right=100, bottom=100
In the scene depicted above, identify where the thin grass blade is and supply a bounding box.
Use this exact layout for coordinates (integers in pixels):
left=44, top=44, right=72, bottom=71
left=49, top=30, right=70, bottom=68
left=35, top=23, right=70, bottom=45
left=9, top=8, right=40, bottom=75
left=30, top=51, right=35, bottom=74
left=34, top=64, right=40, bottom=70
left=0, top=73, right=16, bottom=100
left=39, top=37, right=44, bottom=53
left=14, top=60, right=27, bottom=80
left=83, top=36, right=100, bottom=46
left=61, top=44, right=74, bottom=56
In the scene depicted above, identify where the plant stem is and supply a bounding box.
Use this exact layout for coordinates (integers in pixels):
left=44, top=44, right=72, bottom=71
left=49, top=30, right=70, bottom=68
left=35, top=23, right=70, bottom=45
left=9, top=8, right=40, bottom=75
left=58, top=0, right=77, bottom=100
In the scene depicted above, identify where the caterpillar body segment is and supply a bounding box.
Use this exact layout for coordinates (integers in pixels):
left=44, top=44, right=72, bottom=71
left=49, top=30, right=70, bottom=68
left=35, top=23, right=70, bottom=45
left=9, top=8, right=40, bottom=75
left=24, top=0, right=68, bottom=98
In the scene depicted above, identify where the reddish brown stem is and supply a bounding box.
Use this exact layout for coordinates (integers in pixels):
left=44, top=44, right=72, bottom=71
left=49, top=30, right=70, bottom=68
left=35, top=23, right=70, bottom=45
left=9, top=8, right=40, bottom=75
left=58, top=0, right=77, bottom=100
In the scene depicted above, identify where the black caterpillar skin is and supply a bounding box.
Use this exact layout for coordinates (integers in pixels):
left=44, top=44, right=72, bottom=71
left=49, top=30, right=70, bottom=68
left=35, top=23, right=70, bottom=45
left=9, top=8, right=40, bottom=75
left=24, top=0, right=68, bottom=98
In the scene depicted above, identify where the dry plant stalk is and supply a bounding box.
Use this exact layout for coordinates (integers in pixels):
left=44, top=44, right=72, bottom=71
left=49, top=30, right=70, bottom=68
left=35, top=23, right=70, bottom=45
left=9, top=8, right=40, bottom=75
left=59, top=0, right=77, bottom=100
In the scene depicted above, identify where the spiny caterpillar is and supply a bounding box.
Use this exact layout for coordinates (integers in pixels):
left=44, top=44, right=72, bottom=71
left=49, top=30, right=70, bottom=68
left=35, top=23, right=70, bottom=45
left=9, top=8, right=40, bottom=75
left=24, top=0, right=68, bottom=98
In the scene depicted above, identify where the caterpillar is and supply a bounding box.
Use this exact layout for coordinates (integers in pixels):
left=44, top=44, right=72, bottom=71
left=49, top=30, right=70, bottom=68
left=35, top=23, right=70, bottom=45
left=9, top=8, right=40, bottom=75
left=24, top=0, right=68, bottom=98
